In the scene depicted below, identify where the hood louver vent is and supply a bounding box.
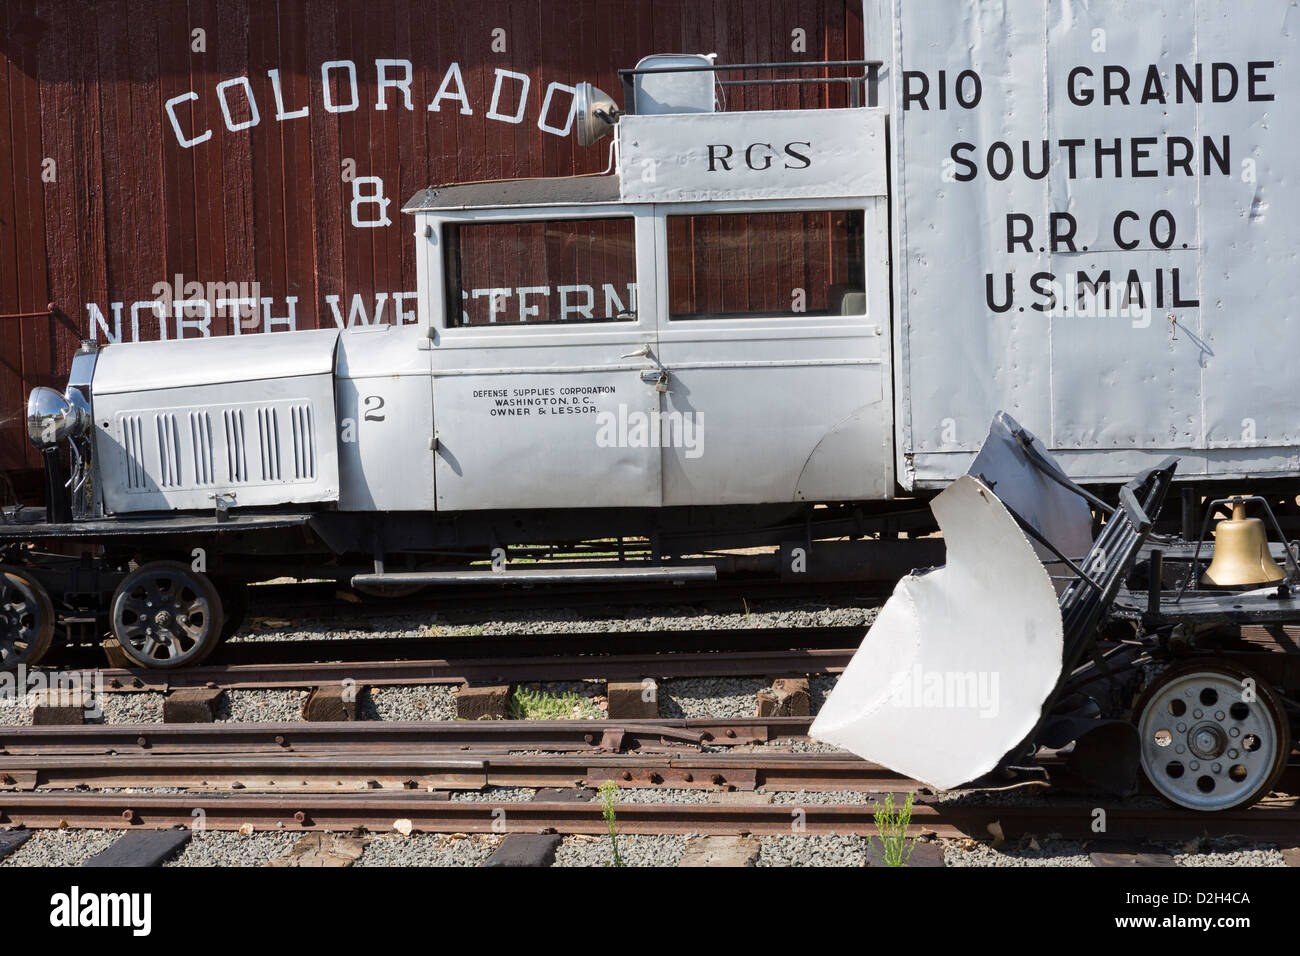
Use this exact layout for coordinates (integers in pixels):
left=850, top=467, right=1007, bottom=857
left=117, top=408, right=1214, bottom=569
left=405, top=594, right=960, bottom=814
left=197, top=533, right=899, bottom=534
left=111, top=398, right=327, bottom=506
left=94, top=333, right=339, bottom=516
left=257, top=407, right=281, bottom=482
left=121, top=415, right=147, bottom=490
left=222, top=409, right=247, bottom=483
left=189, top=411, right=214, bottom=487
left=155, top=413, right=183, bottom=488
left=291, top=404, right=315, bottom=481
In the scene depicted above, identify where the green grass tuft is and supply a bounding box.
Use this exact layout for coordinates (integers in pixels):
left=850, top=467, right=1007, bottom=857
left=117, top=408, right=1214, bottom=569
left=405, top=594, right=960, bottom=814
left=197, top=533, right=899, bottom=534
left=871, top=792, right=916, bottom=867
left=508, top=685, right=603, bottom=720
left=598, top=780, right=624, bottom=867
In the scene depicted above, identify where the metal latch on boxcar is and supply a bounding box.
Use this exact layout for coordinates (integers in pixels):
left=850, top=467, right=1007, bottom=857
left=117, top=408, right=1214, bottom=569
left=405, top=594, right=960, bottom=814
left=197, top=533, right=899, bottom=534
left=640, top=369, right=669, bottom=392
left=623, top=345, right=670, bottom=392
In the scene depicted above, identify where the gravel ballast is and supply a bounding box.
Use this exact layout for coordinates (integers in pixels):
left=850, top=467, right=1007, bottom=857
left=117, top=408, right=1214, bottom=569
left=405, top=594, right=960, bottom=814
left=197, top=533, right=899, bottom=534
left=554, top=833, right=689, bottom=867
left=361, top=685, right=457, bottom=721
left=216, top=689, right=307, bottom=723
left=1, top=829, right=121, bottom=867
left=658, top=677, right=769, bottom=719
left=166, top=830, right=302, bottom=867
left=356, top=833, right=502, bottom=866
left=759, top=834, right=869, bottom=867
left=231, top=598, right=879, bottom=642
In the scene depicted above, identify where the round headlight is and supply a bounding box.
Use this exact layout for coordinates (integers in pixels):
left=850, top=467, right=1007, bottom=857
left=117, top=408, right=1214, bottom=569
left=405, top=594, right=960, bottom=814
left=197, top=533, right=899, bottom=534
left=26, top=386, right=87, bottom=448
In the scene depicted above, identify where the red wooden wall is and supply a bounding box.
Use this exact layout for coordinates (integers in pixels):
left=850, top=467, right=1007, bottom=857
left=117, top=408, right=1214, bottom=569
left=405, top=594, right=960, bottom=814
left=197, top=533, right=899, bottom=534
left=0, top=0, right=864, bottom=477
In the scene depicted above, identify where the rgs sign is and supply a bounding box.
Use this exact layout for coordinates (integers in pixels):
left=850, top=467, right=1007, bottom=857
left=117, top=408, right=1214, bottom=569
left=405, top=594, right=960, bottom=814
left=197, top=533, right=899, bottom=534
left=706, top=141, right=812, bottom=172
left=619, top=108, right=885, bottom=203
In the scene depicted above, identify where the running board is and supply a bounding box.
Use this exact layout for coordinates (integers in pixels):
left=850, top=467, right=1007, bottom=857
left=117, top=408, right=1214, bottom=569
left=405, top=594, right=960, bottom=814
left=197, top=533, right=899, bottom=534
left=351, top=566, right=718, bottom=587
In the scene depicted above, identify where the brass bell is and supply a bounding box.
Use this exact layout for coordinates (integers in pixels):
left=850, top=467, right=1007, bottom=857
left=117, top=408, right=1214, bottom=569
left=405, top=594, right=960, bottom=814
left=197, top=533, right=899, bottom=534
left=1201, top=502, right=1286, bottom=587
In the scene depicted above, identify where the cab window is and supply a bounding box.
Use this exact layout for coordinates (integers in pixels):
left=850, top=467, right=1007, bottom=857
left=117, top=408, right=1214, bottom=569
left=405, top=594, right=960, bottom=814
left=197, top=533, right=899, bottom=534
left=666, top=210, right=865, bottom=319
left=444, top=217, right=637, bottom=326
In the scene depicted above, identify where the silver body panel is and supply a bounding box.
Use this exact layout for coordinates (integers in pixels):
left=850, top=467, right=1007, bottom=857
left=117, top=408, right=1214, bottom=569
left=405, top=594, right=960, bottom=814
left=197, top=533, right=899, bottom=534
left=413, top=109, right=894, bottom=511
left=874, top=0, right=1300, bottom=489
left=334, top=323, right=436, bottom=512
left=92, top=330, right=341, bottom=514
left=420, top=205, right=664, bottom=511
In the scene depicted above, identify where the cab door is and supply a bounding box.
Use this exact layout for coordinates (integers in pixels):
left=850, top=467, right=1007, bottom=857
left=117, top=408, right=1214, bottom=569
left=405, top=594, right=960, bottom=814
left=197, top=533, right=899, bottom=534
left=652, top=199, right=893, bottom=505
left=427, top=208, right=663, bottom=511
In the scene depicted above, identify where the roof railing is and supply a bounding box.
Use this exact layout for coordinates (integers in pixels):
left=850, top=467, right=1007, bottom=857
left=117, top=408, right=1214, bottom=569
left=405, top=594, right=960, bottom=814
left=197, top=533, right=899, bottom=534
left=618, top=59, right=883, bottom=112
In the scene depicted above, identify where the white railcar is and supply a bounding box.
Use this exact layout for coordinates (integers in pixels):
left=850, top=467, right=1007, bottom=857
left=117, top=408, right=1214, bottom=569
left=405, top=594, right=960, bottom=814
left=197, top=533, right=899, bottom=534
left=2, top=64, right=908, bottom=670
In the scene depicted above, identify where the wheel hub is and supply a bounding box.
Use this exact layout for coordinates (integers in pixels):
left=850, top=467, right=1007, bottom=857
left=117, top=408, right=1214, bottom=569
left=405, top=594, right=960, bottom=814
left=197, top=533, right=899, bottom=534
left=1138, top=668, right=1284, bottom=811
left=1189, top=722, right=1227, bottom=759
left=111, top=562, right=223, bottom=667
left=0, top=571, right=55, bottom=669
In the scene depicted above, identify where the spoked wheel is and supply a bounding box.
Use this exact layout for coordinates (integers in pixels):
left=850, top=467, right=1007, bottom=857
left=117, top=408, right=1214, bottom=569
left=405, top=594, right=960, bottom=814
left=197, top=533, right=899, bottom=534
left=111, top=561, right=224, bottom=669
left=1135, top=661, right=1292, bottom=811
left=0, top=569, right=56, bottom=669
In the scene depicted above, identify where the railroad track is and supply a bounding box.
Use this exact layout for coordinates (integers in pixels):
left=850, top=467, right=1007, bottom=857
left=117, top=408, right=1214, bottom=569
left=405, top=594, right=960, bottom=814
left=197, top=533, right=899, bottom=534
left=93, top=648, right=853, bottom=691
left=0, top=789, right=1295, bottom=841
left=0, top=719, right=1296, bottom=841
left=58, top=626, right=863, bottom=691
left=0, top=717, right=896, bottom=810
left=0, top=717, right=811, bottom=753
left=0, top=751, right=906, bottom=793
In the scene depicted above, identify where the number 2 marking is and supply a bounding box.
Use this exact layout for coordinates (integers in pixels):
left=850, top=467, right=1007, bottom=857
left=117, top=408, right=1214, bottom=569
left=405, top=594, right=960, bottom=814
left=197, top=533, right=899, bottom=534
left=363, top=395, right=386, bottom=421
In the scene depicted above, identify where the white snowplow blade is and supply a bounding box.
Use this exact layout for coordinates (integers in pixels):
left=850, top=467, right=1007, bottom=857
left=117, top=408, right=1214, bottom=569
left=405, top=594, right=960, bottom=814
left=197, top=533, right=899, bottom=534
left=810, top=475, right=1064, bottom=790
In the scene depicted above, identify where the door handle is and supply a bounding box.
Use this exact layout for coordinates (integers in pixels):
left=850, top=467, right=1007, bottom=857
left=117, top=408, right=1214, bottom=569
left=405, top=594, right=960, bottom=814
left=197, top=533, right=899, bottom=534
left=626, top=345, right=668, bottom=391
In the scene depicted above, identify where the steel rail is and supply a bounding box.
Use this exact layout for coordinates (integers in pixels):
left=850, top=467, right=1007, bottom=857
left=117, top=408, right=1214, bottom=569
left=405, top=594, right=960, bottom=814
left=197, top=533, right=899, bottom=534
left=86, top=647, right=853, bottom=692
left=0, top=751, right=908, bottom=793
left=59, top=624, right=869, bottom=670
left=1, top=790, right=1296, bottom=839
left=0, top=717, right=815, bottom=755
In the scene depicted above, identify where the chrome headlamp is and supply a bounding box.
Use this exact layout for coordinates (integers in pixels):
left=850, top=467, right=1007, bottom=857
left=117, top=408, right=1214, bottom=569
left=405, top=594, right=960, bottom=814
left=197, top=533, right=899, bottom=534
left=26, top=386, right=89, bottom=449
